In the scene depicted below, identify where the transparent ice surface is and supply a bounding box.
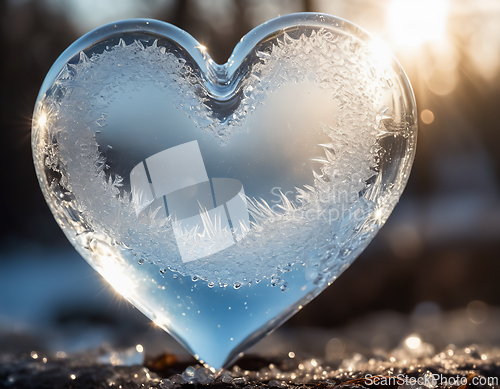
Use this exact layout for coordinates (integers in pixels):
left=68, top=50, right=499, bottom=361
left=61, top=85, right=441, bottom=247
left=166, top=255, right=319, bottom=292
left=32, top=15, right=417, bottom=368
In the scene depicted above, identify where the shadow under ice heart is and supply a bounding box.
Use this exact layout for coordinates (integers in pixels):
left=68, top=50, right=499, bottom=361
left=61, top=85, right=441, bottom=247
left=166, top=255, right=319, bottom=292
left=32, top=13, right=417, bottom=369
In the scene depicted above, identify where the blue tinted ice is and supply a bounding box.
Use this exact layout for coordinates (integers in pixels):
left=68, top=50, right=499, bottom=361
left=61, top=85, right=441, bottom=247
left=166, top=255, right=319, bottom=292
left=32, top=15, right=417, bottom=368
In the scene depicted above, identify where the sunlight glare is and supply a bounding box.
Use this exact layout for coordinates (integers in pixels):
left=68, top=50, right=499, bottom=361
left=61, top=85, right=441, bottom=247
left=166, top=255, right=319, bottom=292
left=102, top=266, right=132, bottom=300
left=368, top=37, right=393, bottom=66
left=153, top=315, right=171, bottom=329
left=388, top=0, right=449, bottom=48
left=89, top=237, right=134, bottom=300
left=37, top=112, right=47, bottom=128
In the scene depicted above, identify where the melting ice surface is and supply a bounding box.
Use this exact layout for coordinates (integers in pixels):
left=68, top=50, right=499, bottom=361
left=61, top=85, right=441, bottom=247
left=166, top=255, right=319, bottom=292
left=32, top=16, right=416, bottom=368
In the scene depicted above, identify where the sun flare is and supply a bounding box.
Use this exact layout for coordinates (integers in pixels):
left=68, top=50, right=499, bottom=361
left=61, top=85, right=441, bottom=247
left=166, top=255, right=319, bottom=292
left=388, top=0, right=449, bottom=48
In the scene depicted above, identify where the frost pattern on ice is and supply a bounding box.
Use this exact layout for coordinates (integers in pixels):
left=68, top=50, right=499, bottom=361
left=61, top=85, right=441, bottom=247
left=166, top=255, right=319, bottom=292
left=33, top=31, right=413, bottom=287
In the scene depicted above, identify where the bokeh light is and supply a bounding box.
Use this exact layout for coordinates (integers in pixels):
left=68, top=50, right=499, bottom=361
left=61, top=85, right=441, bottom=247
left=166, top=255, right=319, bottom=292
left=467, top=300, right=489, bottom=324
left=420, top=109, right=435, bottom=124
left=405, top=335, right=422, bottom=350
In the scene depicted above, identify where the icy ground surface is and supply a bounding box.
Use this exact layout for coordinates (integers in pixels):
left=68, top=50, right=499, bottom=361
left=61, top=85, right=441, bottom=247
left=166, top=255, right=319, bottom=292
left=1, top=307, right=500, bottom=388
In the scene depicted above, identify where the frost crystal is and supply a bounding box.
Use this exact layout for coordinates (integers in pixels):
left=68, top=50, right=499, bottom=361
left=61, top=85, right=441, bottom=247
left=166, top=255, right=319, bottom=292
left=33, top=30, right=414, bottom=287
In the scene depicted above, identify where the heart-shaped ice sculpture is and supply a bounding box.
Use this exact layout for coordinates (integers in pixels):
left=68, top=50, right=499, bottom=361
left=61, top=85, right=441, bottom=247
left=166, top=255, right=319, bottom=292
left=32, top=13, right=416, bottom=368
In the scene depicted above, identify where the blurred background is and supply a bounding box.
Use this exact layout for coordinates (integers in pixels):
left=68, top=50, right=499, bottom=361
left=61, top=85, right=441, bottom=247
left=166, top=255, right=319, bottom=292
left=1, top=0, right=499, bottom=359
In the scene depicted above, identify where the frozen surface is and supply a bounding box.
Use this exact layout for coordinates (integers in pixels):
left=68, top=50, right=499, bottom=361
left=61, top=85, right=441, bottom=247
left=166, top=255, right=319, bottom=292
left=1, top=307, right=499, bottom=388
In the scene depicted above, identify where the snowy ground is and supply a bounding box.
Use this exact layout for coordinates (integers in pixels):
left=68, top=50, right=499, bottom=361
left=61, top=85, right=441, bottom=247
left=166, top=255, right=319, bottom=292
left=1, top=309, right=500, bottom=388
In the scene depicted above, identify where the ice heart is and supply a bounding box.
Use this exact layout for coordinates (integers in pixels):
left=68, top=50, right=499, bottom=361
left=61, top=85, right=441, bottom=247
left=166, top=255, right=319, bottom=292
left=32, top=14, right=417, bottom=368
